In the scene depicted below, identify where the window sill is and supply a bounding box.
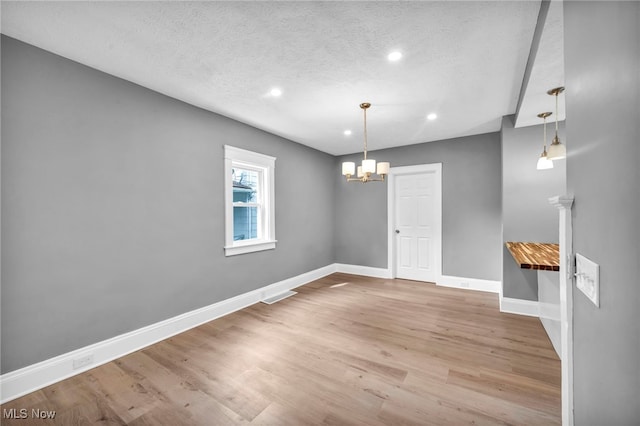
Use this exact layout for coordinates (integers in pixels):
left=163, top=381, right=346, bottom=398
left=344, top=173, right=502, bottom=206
left=224, top=240, right=277, bottom=257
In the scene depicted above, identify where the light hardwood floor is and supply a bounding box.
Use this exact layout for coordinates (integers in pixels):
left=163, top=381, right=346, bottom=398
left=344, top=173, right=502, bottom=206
left=1, top=273, right=561, bottom=425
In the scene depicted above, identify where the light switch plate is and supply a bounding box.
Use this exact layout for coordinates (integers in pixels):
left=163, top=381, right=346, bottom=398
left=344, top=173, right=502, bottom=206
left=575, top=253, right=599, bottom=307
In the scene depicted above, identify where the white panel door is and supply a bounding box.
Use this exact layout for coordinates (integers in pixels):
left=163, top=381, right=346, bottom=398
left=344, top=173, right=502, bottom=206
left=395, top=172, right=437, bottom=282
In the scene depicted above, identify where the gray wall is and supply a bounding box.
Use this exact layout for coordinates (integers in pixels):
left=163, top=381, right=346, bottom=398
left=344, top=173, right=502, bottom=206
left=334, top=132, right=502, bottom=281
left=501, top=115, right=567, bottom=300
left=563, top=2, right=640, bottom=424
left=1, top=36, right=336, bottom=373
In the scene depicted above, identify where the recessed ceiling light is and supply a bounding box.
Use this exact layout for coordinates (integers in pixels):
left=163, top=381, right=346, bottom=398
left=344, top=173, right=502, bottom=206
left=344, top=130, right=352, bottom=136
left=387, top=51, right=403, bottom=62
left=427, top=113, right=438, bottom=121
left=270, top=88, right=282, bottom=97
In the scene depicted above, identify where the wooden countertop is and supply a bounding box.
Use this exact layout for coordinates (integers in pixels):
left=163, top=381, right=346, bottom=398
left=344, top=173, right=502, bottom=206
left=505, top=242, right=560, bottom=271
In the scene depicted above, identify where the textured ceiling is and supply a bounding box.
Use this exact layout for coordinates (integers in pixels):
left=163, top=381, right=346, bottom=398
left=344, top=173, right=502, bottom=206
left=1, top=1, right=544, bottom=155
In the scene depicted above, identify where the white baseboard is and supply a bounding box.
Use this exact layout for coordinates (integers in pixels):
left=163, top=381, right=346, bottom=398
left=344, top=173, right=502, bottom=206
left=334, top=263, right=392, bottom=279
left=437, top=275, right=501, bottom=293
left=0, top=263, right=524, bottom=403
left=438, top=277, right=542, bottom=318
left=0, top=264, right=336, bottom=404
left=499, top=296, right=540, bottom=317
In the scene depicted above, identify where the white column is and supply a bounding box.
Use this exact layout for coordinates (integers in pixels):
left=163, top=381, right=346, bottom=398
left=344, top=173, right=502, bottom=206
left=549, top=195, right=574, bottom=426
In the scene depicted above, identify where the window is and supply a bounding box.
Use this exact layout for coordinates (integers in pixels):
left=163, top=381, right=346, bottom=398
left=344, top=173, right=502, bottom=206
left=224, top=145, right=276, bottom=256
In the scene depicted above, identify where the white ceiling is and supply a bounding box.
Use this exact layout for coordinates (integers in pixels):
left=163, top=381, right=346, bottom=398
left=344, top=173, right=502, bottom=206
left=1, top=1, right=556, bottom=156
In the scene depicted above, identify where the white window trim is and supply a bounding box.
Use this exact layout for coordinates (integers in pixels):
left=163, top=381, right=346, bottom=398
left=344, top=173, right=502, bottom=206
left=224, top=145, right=276, bottom=256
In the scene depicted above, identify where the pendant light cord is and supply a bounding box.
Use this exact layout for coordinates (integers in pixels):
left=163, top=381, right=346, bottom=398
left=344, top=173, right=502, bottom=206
left=543, top=116, right=547, bottom=150
left=555, top=93, right=559, bottom=137
left=363, top=106, right=368, bottom=160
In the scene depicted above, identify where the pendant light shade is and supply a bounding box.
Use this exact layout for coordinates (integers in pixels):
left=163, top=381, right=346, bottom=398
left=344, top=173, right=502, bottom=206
left=547, top=87, right=566, bottom=160
left=377, top=162, right=390, bottom=175
left=537, top=156, right=554, bottom=170
left=341, top=103, right=390, bottom=183
left=342, top=162, right=355, bottom=176
left=536, top=112, right=554, bottom=170
left=362, top=158, right=376, bottom=174
left=547, top=136, right=566, bottom=160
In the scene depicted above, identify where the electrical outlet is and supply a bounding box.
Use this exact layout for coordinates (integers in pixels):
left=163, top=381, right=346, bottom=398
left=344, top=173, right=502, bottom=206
left=72, top=354, right=94, bottom=370
left=460, top=282, right=469, bottom=288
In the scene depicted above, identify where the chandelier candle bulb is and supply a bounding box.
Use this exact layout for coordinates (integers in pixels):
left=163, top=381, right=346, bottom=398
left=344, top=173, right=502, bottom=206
left=342, top=162, right=355, bottom=176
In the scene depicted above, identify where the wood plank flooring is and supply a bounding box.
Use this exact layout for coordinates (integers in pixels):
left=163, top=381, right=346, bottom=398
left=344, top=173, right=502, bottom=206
left=1, top=273, right=561, bottom=425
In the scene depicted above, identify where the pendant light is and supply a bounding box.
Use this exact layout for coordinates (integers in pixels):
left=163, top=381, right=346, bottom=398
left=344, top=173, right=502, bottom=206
left=536, top=112, right=554, bottom=170
left=546, top=87, right=566, bottom=160
left=341, top=103, right=390, bottom=183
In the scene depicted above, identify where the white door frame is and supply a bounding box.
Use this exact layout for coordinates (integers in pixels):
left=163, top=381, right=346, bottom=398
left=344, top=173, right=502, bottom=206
left=549, top=195, right=575, bottom=426
left=387, top=163, right=442, bottom=281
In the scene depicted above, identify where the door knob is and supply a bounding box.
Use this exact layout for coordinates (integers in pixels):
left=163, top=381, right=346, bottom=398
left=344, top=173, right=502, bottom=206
left=395, top=230, right=400, bottom=234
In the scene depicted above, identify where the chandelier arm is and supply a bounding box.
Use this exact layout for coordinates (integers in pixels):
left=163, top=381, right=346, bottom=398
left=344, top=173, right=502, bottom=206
left=346, top=176, right=386, bottom=183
